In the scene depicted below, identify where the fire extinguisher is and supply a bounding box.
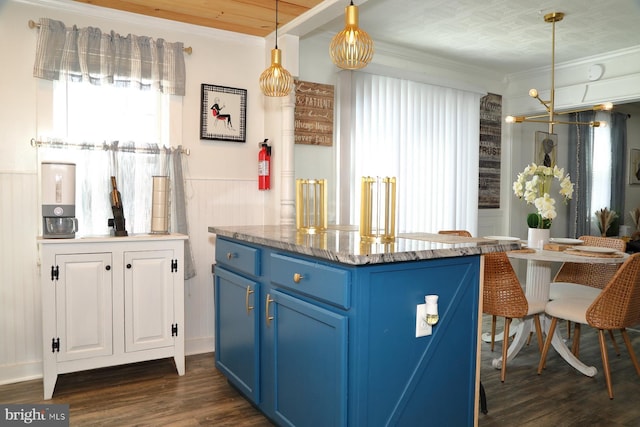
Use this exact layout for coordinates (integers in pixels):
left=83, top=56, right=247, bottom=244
left=258, top=139, right=271, bottom=190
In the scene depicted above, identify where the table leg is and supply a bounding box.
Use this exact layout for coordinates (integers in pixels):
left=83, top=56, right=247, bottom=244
left=543, top=315, right=598, bottom=377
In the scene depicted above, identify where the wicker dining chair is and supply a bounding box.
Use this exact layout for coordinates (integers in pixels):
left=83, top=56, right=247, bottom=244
left=550, top=236, right=626, bottom=300
left=538, top=252, right=640, bottom=399
left=438, top=230, right=472, bottom=237
left=483, top=251, right=546, bottom=382
left=550, top=236, right=627, bottom=350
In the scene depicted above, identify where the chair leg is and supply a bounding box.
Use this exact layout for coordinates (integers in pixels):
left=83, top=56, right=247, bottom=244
left=571, top=323, right=581, bottom=357
left=538, top=317, right=558, bottom=374
left=533, top=314, right=544, bottom=352
left=620, top=328, right=640, bottom=377
left=491, top=315, right=497, bottom=352
left=567, top=320, right=572, bottom=339
left=608, top=330, right=621, bottom=356
left=501, top=317, right=512, bottom=382
left=597, top=329, right=614, bottom=399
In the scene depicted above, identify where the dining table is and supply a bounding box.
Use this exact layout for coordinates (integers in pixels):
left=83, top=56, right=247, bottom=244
left=496, top=245, right=628, bottom=377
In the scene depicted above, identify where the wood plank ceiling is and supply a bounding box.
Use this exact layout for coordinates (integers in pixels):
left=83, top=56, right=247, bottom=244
left=72, top=0, right=324, bottom=37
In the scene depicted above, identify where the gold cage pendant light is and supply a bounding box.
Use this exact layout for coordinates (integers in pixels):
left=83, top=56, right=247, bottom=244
left=330, top=1, right=374, bottom=70
left=259, top=0, right=293, bottom=97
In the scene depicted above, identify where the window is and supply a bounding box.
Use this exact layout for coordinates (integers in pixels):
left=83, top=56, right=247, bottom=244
left=38, top=80, right=173, bottom=236
left=590, top=112, right=612, bottom=217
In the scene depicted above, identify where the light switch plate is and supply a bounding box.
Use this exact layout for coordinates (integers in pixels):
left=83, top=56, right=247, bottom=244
left=415, top=303, right=432, bottom=337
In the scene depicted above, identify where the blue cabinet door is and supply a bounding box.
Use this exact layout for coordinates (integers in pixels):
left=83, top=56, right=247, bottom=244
left=269, top=290, right=348, bottom=427
left=214, top=267, right=260, bottom=402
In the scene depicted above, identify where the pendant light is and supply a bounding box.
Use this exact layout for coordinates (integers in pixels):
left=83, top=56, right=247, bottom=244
left=330, top=1, right=374, bottom=70
left=259, top=0, right=293, bottom=97
left=505, top=12, right=613, bottom=133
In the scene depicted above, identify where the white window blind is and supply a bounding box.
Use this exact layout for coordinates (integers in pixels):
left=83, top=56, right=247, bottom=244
left=338, top=71, right=483, bottom=234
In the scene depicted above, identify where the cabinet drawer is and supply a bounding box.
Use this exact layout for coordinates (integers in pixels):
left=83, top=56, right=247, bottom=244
left=216, top=238, right=261, bottom=277
left=271, top=253, right=350, bottom=309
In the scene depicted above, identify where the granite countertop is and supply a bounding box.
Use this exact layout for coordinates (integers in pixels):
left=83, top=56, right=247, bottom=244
left=208, top=225, right=520, bottom=266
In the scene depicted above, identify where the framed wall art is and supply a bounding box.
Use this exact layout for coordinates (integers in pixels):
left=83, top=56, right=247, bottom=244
left=200, top=84, right=247, bottom=142
left=478, top=92, right=502, bottom=209
left=535, top=131, right=557, bottom=167
left=629, top=148, right=640, bottom=184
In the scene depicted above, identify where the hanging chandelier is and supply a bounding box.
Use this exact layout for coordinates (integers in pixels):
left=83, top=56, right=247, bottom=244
left=505, top=12, right=612, bottom=133
left=329, top=0, right=374, bottom=70
left=259, top=0, right=293, bottom=97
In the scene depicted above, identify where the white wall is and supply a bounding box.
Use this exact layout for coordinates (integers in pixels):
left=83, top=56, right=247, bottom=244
left=0, top=0, right=273, bottom=384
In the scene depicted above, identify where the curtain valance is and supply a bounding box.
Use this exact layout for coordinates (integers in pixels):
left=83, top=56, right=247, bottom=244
left=33, top=18, right=186, bottom=96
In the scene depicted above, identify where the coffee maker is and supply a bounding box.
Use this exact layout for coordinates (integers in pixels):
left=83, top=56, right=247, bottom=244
left=41, top=162, right=78, bottom=238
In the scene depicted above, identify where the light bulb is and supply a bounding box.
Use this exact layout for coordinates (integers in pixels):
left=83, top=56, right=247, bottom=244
left=505, top=115, right=516, bottom=123
left=529, top=88, right=539, bottom=98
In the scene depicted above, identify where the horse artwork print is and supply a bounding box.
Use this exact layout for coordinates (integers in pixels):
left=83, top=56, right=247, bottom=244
left=200, top=84, right=247, bottom=142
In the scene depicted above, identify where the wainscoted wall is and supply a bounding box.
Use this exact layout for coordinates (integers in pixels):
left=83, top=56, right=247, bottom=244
left=182, top=178, right=265, bottom=354
left=0, top=172, right=263, bottom=384
left=0, top=172, right=41, bottom=384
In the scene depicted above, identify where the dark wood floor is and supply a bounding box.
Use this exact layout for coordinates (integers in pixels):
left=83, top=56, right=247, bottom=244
left=1, top=317, right=639, bottom=426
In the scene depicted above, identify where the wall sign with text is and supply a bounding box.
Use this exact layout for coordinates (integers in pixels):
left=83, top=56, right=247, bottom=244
left=294, top=80, right=334, bottom=146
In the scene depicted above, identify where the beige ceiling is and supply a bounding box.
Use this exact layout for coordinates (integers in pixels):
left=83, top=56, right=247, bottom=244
left=72, top=0, right=640, bottom=76
left=71, top=0, right=324, bottom=37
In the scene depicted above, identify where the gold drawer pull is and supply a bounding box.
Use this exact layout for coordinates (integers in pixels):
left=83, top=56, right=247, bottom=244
left=266, top=294, right=274, bottom=326
left=245, top=286, right=254, bottom=314
left=226, top=252, right=235, bottom=260
left=293, top=273, right=303, bottom=283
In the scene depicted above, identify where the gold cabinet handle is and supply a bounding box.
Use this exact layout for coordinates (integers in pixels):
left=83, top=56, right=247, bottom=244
left=293, top=273, right=303, bottom=283
left=265, top=294, right=274, bottom=326
left=226, top=252, right=235, bottom=260
left=245, top=286, right=254, bottom=314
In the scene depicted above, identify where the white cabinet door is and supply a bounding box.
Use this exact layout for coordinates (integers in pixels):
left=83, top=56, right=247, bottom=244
left=55, top=253, right=113, bottom=362
left=124, top=250, right=175, bottom=352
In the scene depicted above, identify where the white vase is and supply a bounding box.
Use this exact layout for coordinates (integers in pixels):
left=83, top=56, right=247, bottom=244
left=527, top=228, right=550, bottom=249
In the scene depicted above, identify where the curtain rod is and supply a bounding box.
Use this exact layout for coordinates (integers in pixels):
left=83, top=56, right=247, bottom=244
left=31, top=138, right=190, bottom=156
left=28, top=19, right=193, bottom=55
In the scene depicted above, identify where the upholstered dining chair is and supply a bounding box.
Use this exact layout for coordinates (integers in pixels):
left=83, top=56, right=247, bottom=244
left=483, top=251, right=546, bottom=382
left=549, top=236, right=627, bottom=349
left=538, top=252, right=640, bottom=399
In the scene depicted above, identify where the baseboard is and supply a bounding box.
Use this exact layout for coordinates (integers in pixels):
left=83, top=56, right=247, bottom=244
left=185, top=336, right=214, bottom=356
left=0, top=361, right=43, bottom=386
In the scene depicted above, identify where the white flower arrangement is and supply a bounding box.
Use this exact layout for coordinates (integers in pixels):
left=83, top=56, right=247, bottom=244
left=513, top=163, right=574, bottom=229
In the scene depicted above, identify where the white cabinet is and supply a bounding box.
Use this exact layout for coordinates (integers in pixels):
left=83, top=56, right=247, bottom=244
left=38, top=234, right=187, bottom=400
left=54, top=253, right=113, bottom=362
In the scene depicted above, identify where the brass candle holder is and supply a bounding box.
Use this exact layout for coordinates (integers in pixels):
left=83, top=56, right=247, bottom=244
left=295, top=179, right=327, bottom=233
left=360, top=176, right=396, bottom=242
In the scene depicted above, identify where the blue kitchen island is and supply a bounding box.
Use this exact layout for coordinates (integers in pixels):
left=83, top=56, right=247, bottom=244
left=209, top=225, right=517, bottom=427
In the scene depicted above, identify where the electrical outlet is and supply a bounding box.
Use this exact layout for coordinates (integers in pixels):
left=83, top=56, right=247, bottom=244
left=415, top=303, right=432, bottom=337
